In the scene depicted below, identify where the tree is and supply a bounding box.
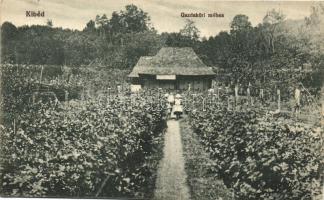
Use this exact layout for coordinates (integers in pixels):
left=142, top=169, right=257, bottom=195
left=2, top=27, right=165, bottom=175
left=1, top=22, right=18, bottom=63
left=1, top=21, right=18, bottom=40
left=230, top=14, right=252, bottom=32
left=261, top=9, right=285, bottom=53
left=84, top=20, right=96, bottom=32
left=163, top=32, right=190, bottom=47
left=179, top=19, right=200, bottom=41
left=305, top=2, right=324, bottom=26
left=229, top=15, right=255, bottom=65
left=46, top=19, right=53, bottom=27
left=108, top=4, right=151, bottom=34
left=95, top=14, right=109, bottom=38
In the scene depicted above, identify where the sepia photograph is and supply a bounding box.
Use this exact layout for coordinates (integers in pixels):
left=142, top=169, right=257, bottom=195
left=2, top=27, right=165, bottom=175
left=0, top=0, right=323, bottom=199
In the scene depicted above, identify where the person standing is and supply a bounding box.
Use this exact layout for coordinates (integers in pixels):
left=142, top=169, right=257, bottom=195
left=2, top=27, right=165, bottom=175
left=168, top=93, right=175, bottom=106
left=173, top=94, right=183, bottom=120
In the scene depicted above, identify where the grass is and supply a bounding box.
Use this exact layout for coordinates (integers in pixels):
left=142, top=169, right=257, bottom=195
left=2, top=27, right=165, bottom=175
left=179, top=117, right=233, bottom=200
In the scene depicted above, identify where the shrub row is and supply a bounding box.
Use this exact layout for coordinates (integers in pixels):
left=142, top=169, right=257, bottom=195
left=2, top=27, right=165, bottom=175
left=0, top=95, right=167, bottom=198
left=189, top=107, right=322, bottom=199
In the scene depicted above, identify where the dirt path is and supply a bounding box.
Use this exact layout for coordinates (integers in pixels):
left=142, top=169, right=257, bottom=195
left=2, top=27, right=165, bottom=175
left=154, top=120, right=191, bottom=200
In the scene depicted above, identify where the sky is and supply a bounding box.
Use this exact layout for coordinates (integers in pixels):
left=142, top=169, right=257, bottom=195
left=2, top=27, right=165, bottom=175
left=0, top=0, right=319, bottom=37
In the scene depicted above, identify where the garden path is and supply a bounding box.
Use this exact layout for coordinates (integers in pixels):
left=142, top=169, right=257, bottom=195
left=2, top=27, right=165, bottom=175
left=154, top=120, right=191, bottom=200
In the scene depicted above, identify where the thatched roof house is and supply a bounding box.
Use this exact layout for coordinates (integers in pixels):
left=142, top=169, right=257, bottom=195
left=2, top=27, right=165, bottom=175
left=129, top=47, right=215, bottom=91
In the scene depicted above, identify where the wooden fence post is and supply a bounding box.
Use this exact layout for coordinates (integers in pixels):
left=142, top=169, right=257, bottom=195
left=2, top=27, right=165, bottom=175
left=202, top=98, right=205, bottom=111
left=32, top=92, right=36, bottom=104
left=65, top=90, right=69, bottom=104
left=192, top=94, right=196, bottom=110
left=247, top=87, right=250, bottom=107
left=117, top=85, right=121, bottom=95
left=277, top=89, right=281, bottom=112
left=260, top=88, right=264, bottom=102
left=321, top=101, right=324, bottom=126
left=39, top=66, right=44, bottom=84
left=235, top=85, right=239, bottom=108
left=81, top=87, right=85, bottom=101
left=13, top=118, right=16, bottom=135
left=158, top=88, right=162, bottom=109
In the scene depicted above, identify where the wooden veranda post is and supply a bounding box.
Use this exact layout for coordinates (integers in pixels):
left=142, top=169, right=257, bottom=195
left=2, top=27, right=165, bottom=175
left=158, top=88, right=162, bottom=109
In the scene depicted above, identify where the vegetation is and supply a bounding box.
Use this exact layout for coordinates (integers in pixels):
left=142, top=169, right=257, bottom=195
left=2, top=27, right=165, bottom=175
left=187, top=100, right=322, bottom=199
left=0, top=94, right=167, bottom=197
left=0, top=2, right=323, bottom=199
left=1, top=4, right=323, bottom=78
left=180, top=118, right=233, bottom=200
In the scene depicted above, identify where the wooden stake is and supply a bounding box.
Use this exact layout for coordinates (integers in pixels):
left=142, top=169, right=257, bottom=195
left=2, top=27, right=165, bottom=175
left=277, top=89, right=281, bottom=112
left=13, top=118, right=16, bottom=135
left=39, top=66, right=44, bottom=84
left=65, top=90, right=69, bottom=103
left=235, top=85, right=239, bottom=108
left=247, top=87, right=251, bottom=107
left=32, top=92, right=36, bottom=104
left=260, top=89, right=264, bottom=101
left=321, top=102, right=324, bottom=126
left=202, top=98, right=205, bottom=111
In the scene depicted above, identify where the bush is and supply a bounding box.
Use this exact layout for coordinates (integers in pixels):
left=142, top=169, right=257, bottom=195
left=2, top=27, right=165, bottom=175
left=190, top=107, right=322, bottom=199
left=0, top=95, right=167, bottom=198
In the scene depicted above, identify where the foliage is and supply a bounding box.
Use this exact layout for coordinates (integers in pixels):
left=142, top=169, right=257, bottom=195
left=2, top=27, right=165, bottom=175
left=179, top=19, right=200, bottom=41
left=0, top=94, right=167, bottom=197
left=188, top=105, right=323, bottom=199
left=230, top=14, right=252, bottom=32
left=0, top=5, right=161, bottom=68
left=180, top=118, right=233, bottom=200
left=1, top=4, right=323, bottom=92
left=0, top=64, right=84, bottom=124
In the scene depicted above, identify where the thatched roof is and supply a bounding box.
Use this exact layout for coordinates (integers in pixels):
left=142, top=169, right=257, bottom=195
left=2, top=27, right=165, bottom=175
left=128, top=47, right=215, bottom=78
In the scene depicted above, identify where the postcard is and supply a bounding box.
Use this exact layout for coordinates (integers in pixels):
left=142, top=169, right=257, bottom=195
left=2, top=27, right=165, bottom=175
left=0, top=0, right=323, bottom=199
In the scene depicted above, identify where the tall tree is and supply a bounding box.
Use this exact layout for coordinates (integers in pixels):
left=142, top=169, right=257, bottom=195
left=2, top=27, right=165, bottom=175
left=1, top=22, right=18, bottom=62
left=262, top=9, right=285, bottom=53
left=109, top=4, right=151, bottom=34
left=179, top=19, right=200, bottom=41
left=230, top=14, right=252, bottom=32
left=84, top=20, right=96, bottom=32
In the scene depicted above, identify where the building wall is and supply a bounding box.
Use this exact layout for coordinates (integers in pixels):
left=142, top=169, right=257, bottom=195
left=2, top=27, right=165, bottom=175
left=159, top=81, right=175, bottom=90
left=177, top=76, right=212, bottom=91
left=139, top=75, right=213, bottom=91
